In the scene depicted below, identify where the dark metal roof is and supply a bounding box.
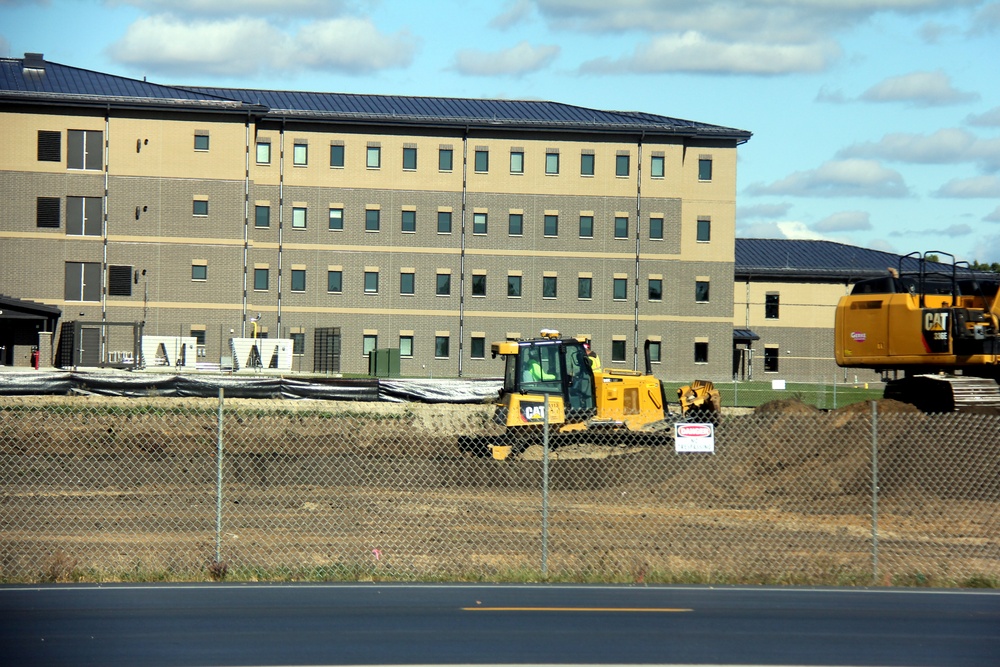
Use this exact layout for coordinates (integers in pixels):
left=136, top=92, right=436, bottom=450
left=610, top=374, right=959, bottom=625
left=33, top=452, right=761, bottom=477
left=0, top=55, right=751, bottom=139
left=733, top=329, right=761, bottom=342
left=734, top=238, right=967, bottom=281
left=0, top=294, right=62, bottom=319
left=0, top=55, right=246, bottom=111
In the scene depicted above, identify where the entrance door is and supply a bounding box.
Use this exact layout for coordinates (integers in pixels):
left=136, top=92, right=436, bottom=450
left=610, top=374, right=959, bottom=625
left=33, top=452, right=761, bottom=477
left=79, top=327, right=101, bottom=367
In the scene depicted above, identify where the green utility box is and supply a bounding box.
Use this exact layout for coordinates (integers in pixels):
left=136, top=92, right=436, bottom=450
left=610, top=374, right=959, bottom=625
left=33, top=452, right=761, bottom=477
left=368, top=347, right=401, bottom=377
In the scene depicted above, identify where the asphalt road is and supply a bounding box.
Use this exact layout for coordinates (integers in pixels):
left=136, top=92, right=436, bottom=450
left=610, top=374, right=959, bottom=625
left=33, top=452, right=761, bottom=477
left=1, top=584, right=997, bottom=667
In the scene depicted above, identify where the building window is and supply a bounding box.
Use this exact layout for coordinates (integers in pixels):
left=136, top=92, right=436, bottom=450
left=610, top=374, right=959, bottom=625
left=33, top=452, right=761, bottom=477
left=108, top=265, right=133, bottom=296
left=474, top=148, right=489, bottom=173
left=192, top=199, right=208, bottom=217
left=293, top=142, right=308, bottom=166
left=194, top=133, right=209, bottom=151
left=37, top=130, right=61, bottom=162
left=470, top=336, right=485, bottom=359
left=649, top=216, right=664, bottom=240
left=401, top=209, right=416, bottom=233
left=68, top=129, right=102, bottom=170
left=543, top=214, right=559, bottom=237
left=399, top=335, right=414, bottom=358
left=613, top=277, right=627, bottom=301
left=695, top=341, right=709, bottom=364
left=579, top=215, right=594, bottom=238
left=367, top=146, right=381, bottom=168
left=400, top=272, right=415, bottom=295
left=578, top=277, right=592, bottom=300
left=697, top=218, right=711, bottom=242
left=36, top=197, right=60, bottom=228
left=66, top=196, right=102, bottom=236
left=330, top=144, right=344, bottom=168
left=616, top=154, right=630, bottom=177
left=545, top=152, right=559, bottom=175
left=435, top=335, right=450, bottom=359
left=365, top=209, right=380, bottom=232
left=291, top=269, right=306, bottom=292
left=292, top=206, right=307, bottom=229
left=64, top=262, right=101, bottom=302
left=695, top=280, right=710, bottom=303
left=508, top=275, right=522, bottom=298
left=255, top=205, right=270, bottom=228
left=191, top=264, right=207, bottom=281
left=614, top=216, right=628, bottom=239
left=699, top=157, right=713, bottom=181
left=764, top=346, right=779, bottom=372
left=364, top=271, right=379, bottom=294
left=403, top=146, right=417, bottom=170
left=648, top=341, right=662, bottom=363
left=650, top=155, right=665, bottom=178
left=508, top=213, right=523, bottom=236
left=291, top=332, right=305, bottom=355
left=471, top=274, right=486, bottom=297
left=765, top=293, right=780, bottom=319
left=329, top=208, right=343, bottom=231
left=436, top=272, right=451, bottom=296
left=611, top=340, right=626, bottom=363
left=473, top=212, right=488, bottom=235
left=510, top=150, right=524, bottom=174
left=254, top=268, right=269, bottom=291
left=363, top=334, right=378, bottom=356
left=437, top=211, right=452, bottom=234
left=439, top=148, right=453, bottom=171
left=256, top=141, right=271, bottom=164
left=327, top=270, right=342, bottom=293
left=648, top=278, right=663, bottom=301
left=580, top=152, right=595, bottom=176
left=542, top=275, right=557, bottom=299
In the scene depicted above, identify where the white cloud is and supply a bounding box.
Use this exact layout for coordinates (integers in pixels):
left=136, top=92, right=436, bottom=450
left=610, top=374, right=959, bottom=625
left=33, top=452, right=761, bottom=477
left=107, top=14, right=416, bottom=77
left=986, top=205, right=1000, bottom=222
left=837, top=128, right=1000, bottom=171
left=967, top=106, right=1000, bottom=127
left=746, top=159, right=910, bottom=198
left=933, top=175, right=1000, bottom=198
left=453, top=41, right=559, bottom=77
left=108, top=0, right=346, bottom=17
left=812, top=210, right=872, bottom=233
left=580, top=32, right=838, bottom=75
left=969, top=1, right=1000, bottom=34
left=737, top=220, right=831, bottom=241
left=859, top=70, right=979, bottom=107
left=491, top=0, right=534, bottom=29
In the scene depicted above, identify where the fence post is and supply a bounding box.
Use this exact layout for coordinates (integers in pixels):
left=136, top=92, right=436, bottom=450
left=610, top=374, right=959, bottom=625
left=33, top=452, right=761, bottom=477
left=541, top=393, right=550, bottom=577
left=870, top=399, right=879, bottom=585
left=215, top=387, right=224, bottom=564
left=832, top=374, right=837, bottom=411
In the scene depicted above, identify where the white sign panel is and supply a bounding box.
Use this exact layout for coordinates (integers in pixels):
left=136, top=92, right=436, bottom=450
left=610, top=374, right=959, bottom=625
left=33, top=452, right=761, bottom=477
left=674, top=422, right=715, bottom=453
left=772, top=379, right=786, bottom=390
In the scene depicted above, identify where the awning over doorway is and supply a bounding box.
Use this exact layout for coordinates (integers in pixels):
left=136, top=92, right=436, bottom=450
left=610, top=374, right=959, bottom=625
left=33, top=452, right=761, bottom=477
left=733, top=329, right=760, bottom=342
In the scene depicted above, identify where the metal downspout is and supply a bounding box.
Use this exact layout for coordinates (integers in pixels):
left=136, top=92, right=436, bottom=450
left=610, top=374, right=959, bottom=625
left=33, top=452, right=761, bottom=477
left=242, top=116, right=251, bottom=337
left=633, top=133, right=643, bottom=370
left=276, top=122, right=285, bottom=332
left=458, top=128, right=469, bottom=377
left=101, top=108, right=110, bottom=362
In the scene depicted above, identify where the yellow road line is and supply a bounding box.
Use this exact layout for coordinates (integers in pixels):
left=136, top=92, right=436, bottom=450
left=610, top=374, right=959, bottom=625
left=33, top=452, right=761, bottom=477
left=462, top=607, right=692, bottom=612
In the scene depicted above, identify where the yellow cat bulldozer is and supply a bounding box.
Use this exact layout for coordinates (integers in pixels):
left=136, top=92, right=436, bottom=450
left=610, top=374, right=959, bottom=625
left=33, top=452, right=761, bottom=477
left=835, top=251, right=1000, bottom=412
left=486, top=330, right=720, bottom=459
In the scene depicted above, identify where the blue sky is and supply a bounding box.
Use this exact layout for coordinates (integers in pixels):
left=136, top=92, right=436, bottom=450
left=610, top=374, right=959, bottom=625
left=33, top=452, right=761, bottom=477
left=3, top=0, right=999, bottom=263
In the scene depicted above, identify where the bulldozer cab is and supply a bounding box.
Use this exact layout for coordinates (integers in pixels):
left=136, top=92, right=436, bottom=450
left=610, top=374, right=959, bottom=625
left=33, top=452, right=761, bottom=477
left=494, top=335, right=597, bottom=425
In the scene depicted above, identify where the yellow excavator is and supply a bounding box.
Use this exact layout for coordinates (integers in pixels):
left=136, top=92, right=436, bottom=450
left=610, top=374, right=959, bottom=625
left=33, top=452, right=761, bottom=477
left=835, top=251, right=1000, bottom=412
left=486, top=330, right=720, bottom=459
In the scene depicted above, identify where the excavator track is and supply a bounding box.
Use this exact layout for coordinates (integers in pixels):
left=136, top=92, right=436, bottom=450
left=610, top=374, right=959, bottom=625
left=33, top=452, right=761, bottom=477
left=885, top=374, right=1000, bottom=413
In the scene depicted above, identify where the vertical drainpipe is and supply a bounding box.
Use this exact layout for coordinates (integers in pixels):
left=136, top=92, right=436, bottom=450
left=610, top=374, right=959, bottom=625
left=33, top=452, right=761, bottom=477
left=632, top=133, right=644, bottom=371
left=242, top=115, right=251, bottom=338
left=276, top=121, right=285, bottom=332
left=101, top=107, right=110, bottom=362
left=458, top=128, right=469, bottom=377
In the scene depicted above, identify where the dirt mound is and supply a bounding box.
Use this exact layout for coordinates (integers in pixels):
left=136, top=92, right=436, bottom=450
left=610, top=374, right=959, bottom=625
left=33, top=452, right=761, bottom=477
left=834, top=398, right=922, bottom=415
left=754, top=398, right=821, bottom=415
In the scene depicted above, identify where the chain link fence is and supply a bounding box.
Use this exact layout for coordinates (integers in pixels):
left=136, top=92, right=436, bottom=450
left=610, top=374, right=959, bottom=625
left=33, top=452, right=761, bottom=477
left=1, top=395, right=997, bottom=586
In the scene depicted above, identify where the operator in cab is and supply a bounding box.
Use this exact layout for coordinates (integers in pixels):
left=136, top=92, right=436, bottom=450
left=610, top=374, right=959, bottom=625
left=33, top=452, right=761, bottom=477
left=584, top=341, right=601, bottom=373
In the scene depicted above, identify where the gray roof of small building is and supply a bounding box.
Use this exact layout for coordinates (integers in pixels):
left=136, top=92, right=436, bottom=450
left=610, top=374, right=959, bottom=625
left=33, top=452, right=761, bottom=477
left=0, top=54, right=751, bottom=139
left=735, top=238, right=987, bottom=282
